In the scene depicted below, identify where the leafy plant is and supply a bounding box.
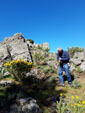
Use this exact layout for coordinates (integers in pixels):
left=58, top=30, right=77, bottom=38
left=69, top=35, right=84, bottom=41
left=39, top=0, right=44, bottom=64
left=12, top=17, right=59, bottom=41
left=56, top=94, right=69, bottom=113
left=71, top=79, right=82, bottom=88
left=44, top=48, right=50, bottom=52
left=74, top=66, right=82, bottom=73
left=68, top=47, right=83, bottom=55
left=56, top=94, right=85, bottom=113
left=33, top=52, right=45, bottom=65
left=47, top=76, right=56, bottom=83
left=37, top=45, right=43, bottom=49
left=3, top=59, right=33, bottom=82
left=0, top=67, right=8, bottom=80
left=27, top=39, right=34, bottom=44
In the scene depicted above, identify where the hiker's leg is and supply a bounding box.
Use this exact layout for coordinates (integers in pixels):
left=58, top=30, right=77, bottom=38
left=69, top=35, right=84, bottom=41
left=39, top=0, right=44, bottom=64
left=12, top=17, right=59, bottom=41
left=63, top=64, right=72, bottom=84
left=58, top=66, right=64, bottom=84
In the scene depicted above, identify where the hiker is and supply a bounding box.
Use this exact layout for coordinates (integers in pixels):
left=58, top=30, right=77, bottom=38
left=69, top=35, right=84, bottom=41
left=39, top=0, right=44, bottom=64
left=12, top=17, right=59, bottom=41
left=57, top=48, right=72, bottom=86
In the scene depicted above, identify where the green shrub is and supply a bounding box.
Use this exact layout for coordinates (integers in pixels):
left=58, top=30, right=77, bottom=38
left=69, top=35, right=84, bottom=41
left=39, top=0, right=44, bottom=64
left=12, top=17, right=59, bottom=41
left=56, top=95, right=69, bottom=113
left=43, top=67, right=50, bottom=73
left=43, top=66, right=56, bottom=74
left=49, top=65, right=56, bottom=73
left=33, top=52, right=45, bottom=65
left=74, top=66, right=82, bottom=73
left=68, top=47, right=83, bottom=55
left=44, top=48, right=50, bottom=52
left=37, top=45, right=43, bottom=49
left=27, top=39, right=34, bottom=44
left=37, top=65, right=45, bottom=69
left=0, top=67, right=8, bottom=80
left=47, top=76, right=56, bottom=83
left=3, top=59, right=33, bottom=82
left=71, top=79, right=82, bottom=88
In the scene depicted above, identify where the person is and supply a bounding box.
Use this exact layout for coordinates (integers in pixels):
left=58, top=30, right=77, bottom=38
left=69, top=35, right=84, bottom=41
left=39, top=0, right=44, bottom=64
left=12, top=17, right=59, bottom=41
left=57, top=47, right=72, bottom=86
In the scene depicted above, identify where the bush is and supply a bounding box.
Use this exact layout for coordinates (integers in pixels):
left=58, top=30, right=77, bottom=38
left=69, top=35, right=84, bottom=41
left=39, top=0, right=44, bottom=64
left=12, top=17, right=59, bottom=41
left=47, top=76, right=56, bottom=83
left=37, top=45, right=43, bottom=49
left=74, top=66, right=82, bottom=73
left=33, top=52, right=45, bottom=65
left=3, top=59, right=33, bottom=82
left=68, top=47, right=83, bottom=55
left=56, top=94, right=85, bottom=113
left=71, top=79, right=82, bottom=88
left=0, top=67, right=8, bottom=80
left=44, top=48, right=50, bottom=52
left=43, top=66, right=56, bottom=74
left=43, top=67, right=50, bottom=73
left=27, top=39, right=34, bottom=44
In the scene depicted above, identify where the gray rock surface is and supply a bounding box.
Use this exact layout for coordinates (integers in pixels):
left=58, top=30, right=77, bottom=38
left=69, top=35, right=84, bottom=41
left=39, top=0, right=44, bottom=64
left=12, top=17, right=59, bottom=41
left=0, top=43, right=11, bottom=62
left=0, top=33, right=33, bottom=63
left=74, top=52, right=85, bottom=61
left=70, top=58, right=81, bottom=66
left=80, top=61, right=85, bottom=71
left=8, top=98, right=42, bottom=113
left=0, top=80, right=14, bottom=86
left=70, top=51, right=85, bottom=71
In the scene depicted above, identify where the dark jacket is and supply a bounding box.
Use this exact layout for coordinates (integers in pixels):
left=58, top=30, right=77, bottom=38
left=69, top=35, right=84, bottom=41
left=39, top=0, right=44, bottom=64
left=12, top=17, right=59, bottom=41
left=57, top=50, right=70, bottom=64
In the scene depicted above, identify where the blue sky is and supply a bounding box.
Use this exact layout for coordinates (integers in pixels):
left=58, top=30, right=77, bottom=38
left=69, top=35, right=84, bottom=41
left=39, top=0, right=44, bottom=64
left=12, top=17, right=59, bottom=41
left=0, top=0, right=85, bottom=52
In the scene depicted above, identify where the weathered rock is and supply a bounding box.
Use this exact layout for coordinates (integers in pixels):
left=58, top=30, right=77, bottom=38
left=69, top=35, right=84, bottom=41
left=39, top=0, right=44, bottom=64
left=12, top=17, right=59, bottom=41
left=70, top=58, right=81, bottom=66
left=73, top=52, right=85, bottom=61
left=26, top=69, right=38, bottom=78
left=34, top=42, right=49, bottom=50
left=3, top=71, right=10, bottom=77
left=4, top=33, right=32, bottom=61
left=69, top=64, right=75, bottom=72
left=8, top=98, right=42, bottom=113
left=0, top=80, right=14, bottom=87
left=41, top=42, right=49, bottom=49
left=80, top=61, right=85, bottom=71
left=0, top=33, right=33, bottom=63
left=0, top=43, right=11, bottom=62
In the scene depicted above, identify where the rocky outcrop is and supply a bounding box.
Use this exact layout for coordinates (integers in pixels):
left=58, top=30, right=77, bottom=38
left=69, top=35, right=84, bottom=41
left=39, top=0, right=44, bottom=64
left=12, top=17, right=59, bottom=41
left=34, top=42, right=49, bottom=49
left=0, top=43, right=11, bottom=62
left=8, top=98, right=42, bottom=113
left=0, top=33, right=33, bottom=63
left=80, top=61, right=85, bottom=71
left=0, top=33, right=50, bottom=64
left=70, top=51, right=85, bottom=71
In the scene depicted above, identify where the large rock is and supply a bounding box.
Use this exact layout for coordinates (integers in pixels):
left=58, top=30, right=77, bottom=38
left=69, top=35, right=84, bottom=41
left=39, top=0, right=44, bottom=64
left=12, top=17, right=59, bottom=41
left=0, top=43, right=11, bottom=62
left=73, top=52, right=85, bottom=61
left=1, top=33, right=33, bottom=62
left=80, top=61, right=85, bottom=71
left=70, top=51, right=85, bottom=71
left=8, top=98, right=42, bottom=113
left=0, top=80, right=14, bottom=87
left=70, top=58, right=81, bottom=66
left=69, top=64, right=75, bottom=72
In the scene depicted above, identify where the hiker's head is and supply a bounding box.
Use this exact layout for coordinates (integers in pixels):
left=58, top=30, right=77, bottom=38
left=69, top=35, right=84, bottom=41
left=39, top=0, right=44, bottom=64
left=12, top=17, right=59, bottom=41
left=57, top=47, right=63, bottom=53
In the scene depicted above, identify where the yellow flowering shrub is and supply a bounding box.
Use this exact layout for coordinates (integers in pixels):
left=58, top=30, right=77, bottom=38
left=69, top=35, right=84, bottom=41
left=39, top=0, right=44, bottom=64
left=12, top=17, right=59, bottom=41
left=3, top=59, right=33, bottom=82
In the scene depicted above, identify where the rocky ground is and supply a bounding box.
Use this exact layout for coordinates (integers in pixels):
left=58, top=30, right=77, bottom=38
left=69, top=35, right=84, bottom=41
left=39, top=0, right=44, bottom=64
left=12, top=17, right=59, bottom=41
left=0, top=33, right=85, bottom=113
